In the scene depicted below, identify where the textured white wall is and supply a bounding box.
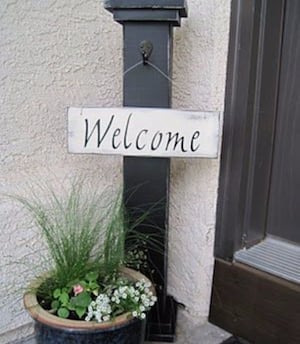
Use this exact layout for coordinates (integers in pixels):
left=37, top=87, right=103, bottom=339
left=169, top=0, right=230, bottom=323
left=0, top=0, right=230, bottom=340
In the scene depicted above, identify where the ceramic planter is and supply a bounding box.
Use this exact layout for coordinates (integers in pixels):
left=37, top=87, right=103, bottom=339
left=24, top=267, right=151, bottom=344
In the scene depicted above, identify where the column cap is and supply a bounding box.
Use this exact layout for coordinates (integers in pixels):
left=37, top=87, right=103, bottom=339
left=104, top=0, right=188, bottom=26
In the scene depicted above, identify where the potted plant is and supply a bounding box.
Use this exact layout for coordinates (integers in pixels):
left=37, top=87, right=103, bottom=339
left=10, top=180, right=157, bottom=344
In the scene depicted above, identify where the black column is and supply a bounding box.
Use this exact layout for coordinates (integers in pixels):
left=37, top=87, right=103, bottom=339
left=104, top=1, right=187, bottom=341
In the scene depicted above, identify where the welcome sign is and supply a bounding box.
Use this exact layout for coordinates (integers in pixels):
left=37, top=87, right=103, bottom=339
left=68, top=107, right=220, bottom=158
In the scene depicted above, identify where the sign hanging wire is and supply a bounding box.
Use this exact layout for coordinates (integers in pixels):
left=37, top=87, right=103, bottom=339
left=123, top=60, right=174, bottom=84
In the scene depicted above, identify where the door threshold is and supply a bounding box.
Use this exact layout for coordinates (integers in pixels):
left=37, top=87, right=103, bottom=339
left=209, top=259, right=300, bottom=343
left=234, top=236, right=300, bottom=284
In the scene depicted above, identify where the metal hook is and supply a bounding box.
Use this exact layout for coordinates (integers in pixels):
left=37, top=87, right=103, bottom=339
left=140, top=40, right=153, bottom=65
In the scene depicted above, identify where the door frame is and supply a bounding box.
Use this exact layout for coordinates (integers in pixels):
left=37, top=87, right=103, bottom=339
left=210, top=1, right=300, bottom=342
left=214, top=0, right=285, bottom=260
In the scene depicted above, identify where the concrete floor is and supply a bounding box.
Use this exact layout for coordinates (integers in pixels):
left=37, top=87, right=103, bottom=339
left=147, top=322, right=231, bottom=344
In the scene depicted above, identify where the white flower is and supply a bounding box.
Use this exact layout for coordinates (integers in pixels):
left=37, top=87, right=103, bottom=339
left=143, top=300, right=150, bottom=307
left=119, top=286, right=126, bottom=294
left=84, top=275, right=156, bottom=323
left=145, top=281, right=151, bottom=288
left=85, top=315, right=92, bottom=321
left=95, top=313, right=102, bottom=322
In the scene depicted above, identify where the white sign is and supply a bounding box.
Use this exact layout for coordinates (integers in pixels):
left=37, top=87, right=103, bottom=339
left=68, top=107, right=220, bottom=158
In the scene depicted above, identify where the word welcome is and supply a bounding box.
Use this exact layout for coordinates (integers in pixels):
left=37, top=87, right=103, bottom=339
left=68, top=108, right=220, bottom=158
left=84, top=113, right=200, bottom=153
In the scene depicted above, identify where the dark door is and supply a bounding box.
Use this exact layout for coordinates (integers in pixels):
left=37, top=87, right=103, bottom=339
left=266, top=0, right=300, bottom=244
left=209, top=1, right=300, bottom=343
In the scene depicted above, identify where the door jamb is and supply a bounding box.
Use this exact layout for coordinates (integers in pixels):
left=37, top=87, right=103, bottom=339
left=214, top=0, right=285, bottom=260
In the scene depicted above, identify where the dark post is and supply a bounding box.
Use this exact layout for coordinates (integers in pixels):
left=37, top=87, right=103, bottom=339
left=104, top=1, right=187, bottom=341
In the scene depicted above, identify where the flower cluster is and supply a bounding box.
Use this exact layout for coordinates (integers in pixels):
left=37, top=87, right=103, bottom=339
left=48, top=270, right=157, bottom=322
left=126, top=249, right=148, bottom=271
left=85, top=294, right=112, bottom=322
left=85, top=278, right=157, bottom=322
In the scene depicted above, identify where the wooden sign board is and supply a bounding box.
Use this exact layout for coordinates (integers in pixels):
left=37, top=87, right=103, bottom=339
left=68, top=107, right=220, bottom=158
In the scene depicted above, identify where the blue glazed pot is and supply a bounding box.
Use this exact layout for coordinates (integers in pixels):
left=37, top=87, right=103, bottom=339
left=34, top=317, right=146, bottom=344
left=24, top=268, right=150, bottom=344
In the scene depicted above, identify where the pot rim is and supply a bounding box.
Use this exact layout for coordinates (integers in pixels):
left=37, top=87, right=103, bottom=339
left=24, top=267, right=153, bottom=331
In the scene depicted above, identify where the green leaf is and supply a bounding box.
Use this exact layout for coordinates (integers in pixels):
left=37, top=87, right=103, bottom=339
left=59, top=292, right=69, bottom=305
left=67, top=303, right=76, bottom=311
left=85, top=271, right=98, bottom=282
left=57, top=307, right=70, bottom=318
left=53, top=289, right=61, bottom=299
left=113, top=307, right=125, bottom=316
left=70, top=292, right=91, bottom=308
left=51, top=300, right=60, bottom=310
left=67, top=279, right=79, bottom=288
left=75, top=306, right=86, bottom=319
left=89, top=281, right=99, bottom=290
left=79, top=280, right=88, bottom=288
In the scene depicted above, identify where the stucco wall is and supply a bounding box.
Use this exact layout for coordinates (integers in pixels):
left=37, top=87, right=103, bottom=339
left=0, top=0, right=230, bottom=341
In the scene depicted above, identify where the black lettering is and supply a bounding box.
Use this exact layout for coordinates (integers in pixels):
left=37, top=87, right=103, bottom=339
left=191, top=131, right=200, bottom=151
left=136, top=129, right=148, bottom=150
left=165, top=132, right=187, bottom=152
left=84, top=116, right=114, bottom=148
left=124, top=113, right=133, bottom=149
left=112, top=128, right=121, bottom=149
left=151, top=131, right=163, bottom=150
